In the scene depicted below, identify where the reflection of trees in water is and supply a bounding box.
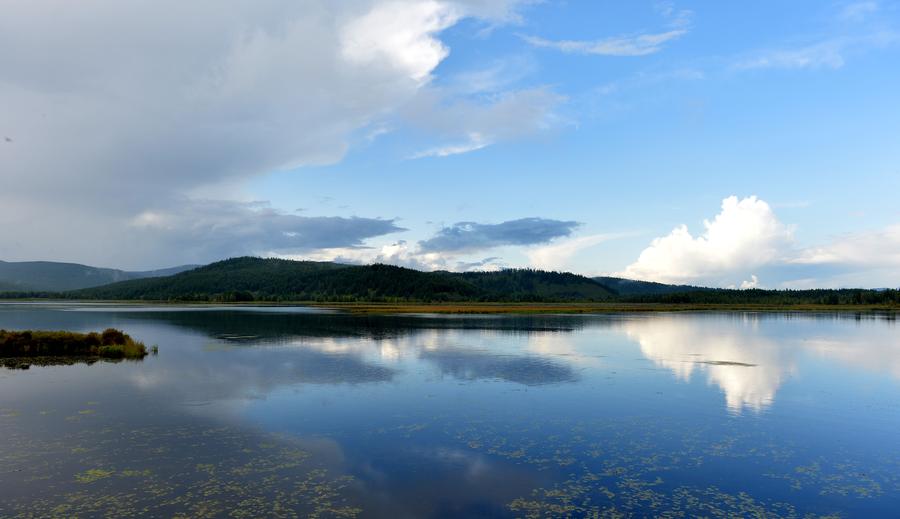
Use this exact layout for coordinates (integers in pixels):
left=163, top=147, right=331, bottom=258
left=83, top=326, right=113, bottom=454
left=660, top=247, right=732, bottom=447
left=116, top=309, right=601, bottom=342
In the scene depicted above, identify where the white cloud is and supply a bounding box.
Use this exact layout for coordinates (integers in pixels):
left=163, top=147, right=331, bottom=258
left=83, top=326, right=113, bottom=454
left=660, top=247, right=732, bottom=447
left=341, top=1, right=460, bottom=83
left=405, top=87, right=564, bottom=158
left=782, top=224, right=900, bottom=288
left=739, top=275, right=760, bottom=290
left=617, top=196, right=900, bottom=288
left=620, top=196, right=793, bottom=287
left=284, top=240, right=449, bottom=271
left=791, top=224, right=900, bottom=268
left=522, top=30, right=686, bottom=57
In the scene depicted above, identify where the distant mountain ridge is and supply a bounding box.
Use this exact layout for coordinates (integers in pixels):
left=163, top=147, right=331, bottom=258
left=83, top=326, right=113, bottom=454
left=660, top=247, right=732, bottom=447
left=0, top=260, right=198, bottom=292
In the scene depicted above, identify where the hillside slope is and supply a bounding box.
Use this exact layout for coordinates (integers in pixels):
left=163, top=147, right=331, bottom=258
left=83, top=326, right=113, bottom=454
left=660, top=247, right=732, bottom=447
left=594, top=276, right=710, bottom=296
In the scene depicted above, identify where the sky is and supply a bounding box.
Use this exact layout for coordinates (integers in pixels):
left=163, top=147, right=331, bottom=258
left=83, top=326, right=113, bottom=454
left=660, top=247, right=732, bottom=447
left=1, top=0, right=899, bottom=288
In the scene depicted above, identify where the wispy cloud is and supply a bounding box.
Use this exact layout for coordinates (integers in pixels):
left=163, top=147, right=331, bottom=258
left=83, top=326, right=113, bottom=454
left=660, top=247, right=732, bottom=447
left=734, top=1, right=898, bottom=71
left=522, top=30, right=687, bottom=57
left=521, top=3, right=691, bottom=57
left=735, top=39, right=849, bottom=70
left=790, top=224, right=900, bottom=269
left=409, top=133, right=491, bottom=158
left=405, top=87, right=564, bottom=159
left=527, top=233, right=628, bottom=271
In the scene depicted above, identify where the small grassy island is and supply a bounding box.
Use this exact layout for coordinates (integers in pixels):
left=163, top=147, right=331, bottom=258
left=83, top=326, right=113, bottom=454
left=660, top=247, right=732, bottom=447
left=0, top=328, right=151, bottom=369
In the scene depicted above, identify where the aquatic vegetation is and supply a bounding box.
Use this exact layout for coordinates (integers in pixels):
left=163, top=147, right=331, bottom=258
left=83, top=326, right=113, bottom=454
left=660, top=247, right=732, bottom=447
left=1, top=421, right=363, bottom=518
left=0, top=328, right=148, bottom=367
left=429, top=412, right=899, bottom=518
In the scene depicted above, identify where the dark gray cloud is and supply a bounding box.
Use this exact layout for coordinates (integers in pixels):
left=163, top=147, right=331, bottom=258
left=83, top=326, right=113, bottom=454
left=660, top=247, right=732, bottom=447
left=125, top=199, right=405, bottom=265
left=418, top=218, right=580, bottom=253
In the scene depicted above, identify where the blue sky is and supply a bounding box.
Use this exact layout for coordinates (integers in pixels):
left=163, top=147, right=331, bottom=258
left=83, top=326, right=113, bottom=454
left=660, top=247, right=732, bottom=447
left=2, top=0, right=899, bottom=287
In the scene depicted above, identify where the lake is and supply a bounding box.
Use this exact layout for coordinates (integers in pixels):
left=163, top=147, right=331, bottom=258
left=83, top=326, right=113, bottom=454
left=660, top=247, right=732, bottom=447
left=1, top=304, right=898, bottom=517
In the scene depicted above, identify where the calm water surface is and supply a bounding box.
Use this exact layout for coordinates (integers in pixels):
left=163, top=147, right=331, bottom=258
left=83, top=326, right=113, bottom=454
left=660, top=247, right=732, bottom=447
left=0, top=304, right=898, bottom=517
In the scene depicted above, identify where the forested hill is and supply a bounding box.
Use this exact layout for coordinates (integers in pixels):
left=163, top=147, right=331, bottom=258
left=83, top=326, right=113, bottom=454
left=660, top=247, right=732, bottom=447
left=69, top=257, right=617, bottom=302
left=5, top=256, right=897, bottom=305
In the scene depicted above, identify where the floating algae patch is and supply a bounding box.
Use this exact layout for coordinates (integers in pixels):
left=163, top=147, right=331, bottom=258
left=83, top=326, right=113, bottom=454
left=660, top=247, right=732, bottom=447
left=75, top=468, right=114, bottom=483
left=765, top=457, right=896, bottom=499
left=0, top=420, right=363, bottom=518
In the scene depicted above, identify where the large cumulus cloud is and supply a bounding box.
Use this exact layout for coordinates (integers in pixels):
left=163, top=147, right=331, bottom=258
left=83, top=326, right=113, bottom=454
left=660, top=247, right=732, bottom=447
left=618, top=195, right=900, bottom=289
left=620, top=196, right=794, bottom=287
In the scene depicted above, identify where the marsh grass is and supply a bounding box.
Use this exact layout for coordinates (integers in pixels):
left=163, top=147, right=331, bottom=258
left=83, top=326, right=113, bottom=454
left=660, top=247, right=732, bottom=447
left=0, top=328, right=148, bottom=368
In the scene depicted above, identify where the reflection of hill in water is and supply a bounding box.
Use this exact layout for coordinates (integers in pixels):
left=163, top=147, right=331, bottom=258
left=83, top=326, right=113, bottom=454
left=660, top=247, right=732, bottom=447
left=115, top=309, right=589, bottom=392
left=116, top=310, right=602, bottom=342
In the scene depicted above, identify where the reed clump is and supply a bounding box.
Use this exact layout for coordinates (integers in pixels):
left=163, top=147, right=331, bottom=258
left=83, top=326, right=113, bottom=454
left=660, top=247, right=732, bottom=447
left=0, top=328, right=148, bottom=361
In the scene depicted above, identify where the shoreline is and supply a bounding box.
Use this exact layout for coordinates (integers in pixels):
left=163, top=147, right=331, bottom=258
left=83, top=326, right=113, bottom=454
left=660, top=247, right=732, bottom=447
left=1, top=299, right=897, bottom=314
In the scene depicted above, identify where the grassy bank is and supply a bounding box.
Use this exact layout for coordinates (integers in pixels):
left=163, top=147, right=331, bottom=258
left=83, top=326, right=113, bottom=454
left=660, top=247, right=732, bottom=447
left=0, top=328, right=149, bottom=369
